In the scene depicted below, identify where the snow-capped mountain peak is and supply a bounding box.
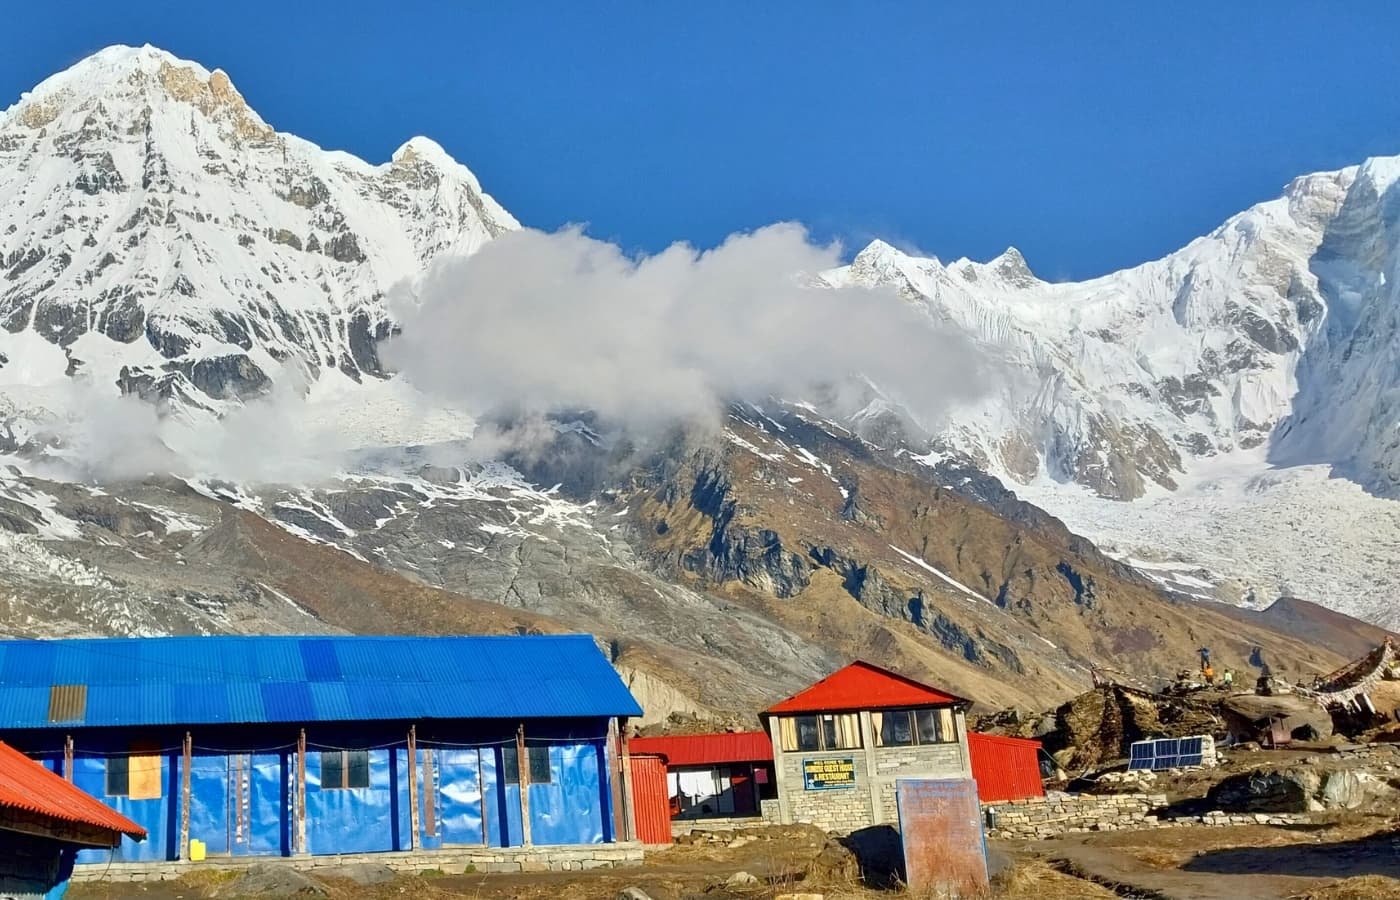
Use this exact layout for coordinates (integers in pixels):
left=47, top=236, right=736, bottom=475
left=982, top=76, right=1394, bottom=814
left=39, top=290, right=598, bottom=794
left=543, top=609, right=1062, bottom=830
left=0, top=44, right=517, bottom=417
left=833, top=153, right=1400, bottom=505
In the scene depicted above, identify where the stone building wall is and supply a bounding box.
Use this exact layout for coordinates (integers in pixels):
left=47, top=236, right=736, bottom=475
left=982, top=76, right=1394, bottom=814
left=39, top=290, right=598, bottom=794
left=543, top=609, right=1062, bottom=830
left=774, top=745, right=875, bottom=833
left=767, top=710, right=970, bottom=834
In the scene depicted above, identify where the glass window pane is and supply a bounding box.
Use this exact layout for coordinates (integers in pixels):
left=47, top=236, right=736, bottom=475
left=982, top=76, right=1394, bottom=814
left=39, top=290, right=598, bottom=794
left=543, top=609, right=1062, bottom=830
left=795, top=716, right=820, bottom=751
left=346, top=750, right=370, bottom=788
left=106, top=756, right=129, bottom=796
left=502, top=746, right=521, bottom=784
left=528, top=746, right=552, bottom=784
left=820, top=715, right=838, bottom=750
left=779, top=717, right=798, bottom=752
left=914, top=708, right=941, bottom=744
left=320, top=751, right=344, bottom=789
left=833, top=713, right=863, bottom=749
left=882, top=711, right=915, bottom=746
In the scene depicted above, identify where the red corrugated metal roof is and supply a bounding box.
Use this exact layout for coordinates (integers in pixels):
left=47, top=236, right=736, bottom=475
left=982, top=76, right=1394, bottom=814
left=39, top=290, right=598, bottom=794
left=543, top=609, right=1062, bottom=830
left=630, top=731, right=774, bottom=766
left=967, top=732, right=1041, bottom=749
left=0, top=742, right=145, bottom=839
left=764, top=661, right=968, bottom=715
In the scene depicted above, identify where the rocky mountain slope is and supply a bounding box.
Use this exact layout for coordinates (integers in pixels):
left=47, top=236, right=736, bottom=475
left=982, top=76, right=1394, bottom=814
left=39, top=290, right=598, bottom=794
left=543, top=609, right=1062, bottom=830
left=826, top=161, right=1400, bottom=625
left=0, top=46, right=1385, bottom=725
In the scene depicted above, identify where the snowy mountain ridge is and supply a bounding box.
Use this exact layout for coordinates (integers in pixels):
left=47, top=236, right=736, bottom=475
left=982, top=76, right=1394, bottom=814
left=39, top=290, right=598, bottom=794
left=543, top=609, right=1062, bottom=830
left=0, top=44, right=515, bottom=425
left=828, top=162, right=1392, bottom=499
left=826, top=158, right=1400, bottom=623
left=1, top=45, right=1399, bottom=631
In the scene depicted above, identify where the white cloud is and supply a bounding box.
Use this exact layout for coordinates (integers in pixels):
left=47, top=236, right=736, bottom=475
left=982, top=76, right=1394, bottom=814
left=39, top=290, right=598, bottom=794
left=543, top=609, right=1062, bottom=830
left=386, top=223, right=994, bottom=442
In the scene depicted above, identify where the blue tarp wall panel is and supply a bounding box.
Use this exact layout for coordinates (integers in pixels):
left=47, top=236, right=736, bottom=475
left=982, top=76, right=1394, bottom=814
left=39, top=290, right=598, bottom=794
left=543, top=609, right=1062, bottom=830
left=72, top=752, right=177, bottom=863
left=530, top=742, right=606, bottom=846
left=304, top=747, right=410, bottom=855
left=188, top=755, right=231, bottom=856
left=10, top=717, right=617, bottom=860
left=420, top=748, right=485, bottom=849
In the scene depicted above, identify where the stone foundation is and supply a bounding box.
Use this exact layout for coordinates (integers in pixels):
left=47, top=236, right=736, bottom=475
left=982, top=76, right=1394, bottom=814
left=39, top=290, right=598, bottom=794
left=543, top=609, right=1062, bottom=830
left=984, top=793, right=1308, bottom=840
left=72, top=843, right=646, bottom=882
left=671, top=816, right=765, bottom=836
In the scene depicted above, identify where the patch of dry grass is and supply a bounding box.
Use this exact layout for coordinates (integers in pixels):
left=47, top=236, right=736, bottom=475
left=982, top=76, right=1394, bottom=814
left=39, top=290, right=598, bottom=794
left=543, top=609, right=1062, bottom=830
left=1291, top=875, right=1400, bottom=900
left=1126, top=846, right=1192, bottom=869
left=989, top=860, right=1119, bottom=900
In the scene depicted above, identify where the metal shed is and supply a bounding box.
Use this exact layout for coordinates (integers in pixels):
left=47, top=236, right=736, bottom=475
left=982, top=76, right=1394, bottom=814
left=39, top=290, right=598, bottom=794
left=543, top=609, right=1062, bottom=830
left=966, top=733, right=1043, bottom=802
left=0, top=635, right=642, bottom=863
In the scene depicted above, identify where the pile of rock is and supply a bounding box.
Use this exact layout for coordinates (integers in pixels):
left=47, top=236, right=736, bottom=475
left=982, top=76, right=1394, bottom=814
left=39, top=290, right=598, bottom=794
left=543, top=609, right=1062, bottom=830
left=1208, top=765, right=1397, bottom=813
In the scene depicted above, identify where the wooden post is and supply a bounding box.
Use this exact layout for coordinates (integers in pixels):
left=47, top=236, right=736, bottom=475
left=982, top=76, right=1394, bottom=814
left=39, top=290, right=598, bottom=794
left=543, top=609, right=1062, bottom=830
left=476, top=748, right=489, bottom=847
left=766, top=715, right=792, bottom=825
left=608, top=717, right=625, bottom=842
left=516, top=723, right=532, bottom=847
left=859, top=710, right=883, bottom=824
left=407, top=725, right=420, bottom=850
left=179, top=732, right=192, bottom=860
left=296, top=729, right=307, bottom=855
left=63, top=735, right=73, bottom=783
left=619, top=719, right=637, bottom=842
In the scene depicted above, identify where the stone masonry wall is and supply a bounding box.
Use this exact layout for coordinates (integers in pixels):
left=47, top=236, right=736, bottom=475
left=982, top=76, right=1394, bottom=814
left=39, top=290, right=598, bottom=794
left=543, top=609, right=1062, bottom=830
left=776, top=747, right=873, bottom=833
left=873, top=743, right=964, bottom=824
left=984, top=794, right=1308, bottom=840
left=776, top=741, right=966, bottom=833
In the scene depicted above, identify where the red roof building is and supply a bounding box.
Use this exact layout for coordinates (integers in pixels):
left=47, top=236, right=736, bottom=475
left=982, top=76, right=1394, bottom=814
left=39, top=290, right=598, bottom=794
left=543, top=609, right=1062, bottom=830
left=764, top=661, right=969, bottom=715
left=630, top=731, right=773, bottom=766
left=628, top=732, right=778, bottom=830
left=0, top=741, right=146, bottom=846
left=0, top=741, right=144, bottom=897
left=760, top=660, right=975, bottom=833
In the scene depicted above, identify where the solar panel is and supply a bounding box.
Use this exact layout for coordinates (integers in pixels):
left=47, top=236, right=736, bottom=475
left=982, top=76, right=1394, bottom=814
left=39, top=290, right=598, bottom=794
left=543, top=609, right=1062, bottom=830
left=1127, top=735, right=1212, bottom=771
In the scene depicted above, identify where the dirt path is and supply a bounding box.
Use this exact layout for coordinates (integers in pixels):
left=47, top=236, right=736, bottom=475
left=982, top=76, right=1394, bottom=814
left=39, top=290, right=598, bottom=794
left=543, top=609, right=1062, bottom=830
left=1011, top=821, right=1400, bottom=900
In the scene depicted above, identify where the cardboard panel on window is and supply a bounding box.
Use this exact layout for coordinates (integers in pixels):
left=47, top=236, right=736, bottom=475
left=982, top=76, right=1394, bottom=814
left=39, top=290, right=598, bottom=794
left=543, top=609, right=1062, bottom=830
left=128, top=742, right=163, bottom=799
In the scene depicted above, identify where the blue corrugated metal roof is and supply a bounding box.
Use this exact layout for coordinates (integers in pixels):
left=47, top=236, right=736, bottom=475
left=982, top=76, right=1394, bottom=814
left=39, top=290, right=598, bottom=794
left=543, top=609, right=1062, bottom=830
left=0, top=635, right=641, bottom=730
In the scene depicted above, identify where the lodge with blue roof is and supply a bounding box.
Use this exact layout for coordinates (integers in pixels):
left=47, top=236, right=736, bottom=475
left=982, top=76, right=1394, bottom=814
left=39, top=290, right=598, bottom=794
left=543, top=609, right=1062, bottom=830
left=0, top=634, right=644, bottom=864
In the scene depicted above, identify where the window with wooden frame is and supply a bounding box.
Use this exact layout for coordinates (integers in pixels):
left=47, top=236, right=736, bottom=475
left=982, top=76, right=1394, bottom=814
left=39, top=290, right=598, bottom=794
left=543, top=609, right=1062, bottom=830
left=319, top=750, right=370, bottom=789
left=502, top=745, right=553, bottom=784
left=106, top=743, right=162, bottom=799
left=105, top=755, right=128, bottom=796
left=872, top=707, right=958, bottom=747
left=778, top=713, right=862, bottom=752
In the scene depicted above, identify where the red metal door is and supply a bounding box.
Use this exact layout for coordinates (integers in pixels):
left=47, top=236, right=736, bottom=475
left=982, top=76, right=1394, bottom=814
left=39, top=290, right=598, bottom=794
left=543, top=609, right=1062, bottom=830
left=629, top=754, right=671, bottom=845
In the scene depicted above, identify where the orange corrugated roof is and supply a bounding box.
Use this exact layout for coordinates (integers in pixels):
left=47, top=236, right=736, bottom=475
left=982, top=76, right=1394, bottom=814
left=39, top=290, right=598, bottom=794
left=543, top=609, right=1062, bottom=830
left=0, top=742, right=145, bottom=840
left=631, top=731, right=774, bottom=766
left=764, top=661, right=968, bottom=715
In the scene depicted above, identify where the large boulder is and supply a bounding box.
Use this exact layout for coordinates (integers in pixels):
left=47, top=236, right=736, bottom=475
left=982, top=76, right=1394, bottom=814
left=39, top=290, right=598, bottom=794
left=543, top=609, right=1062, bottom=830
left=1208, top=767, right=1321, bottom=813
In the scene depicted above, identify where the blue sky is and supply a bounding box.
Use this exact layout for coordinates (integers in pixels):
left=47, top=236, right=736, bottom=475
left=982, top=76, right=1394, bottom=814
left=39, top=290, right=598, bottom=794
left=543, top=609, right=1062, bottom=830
left=6, top=2, right=1400, bottom=280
